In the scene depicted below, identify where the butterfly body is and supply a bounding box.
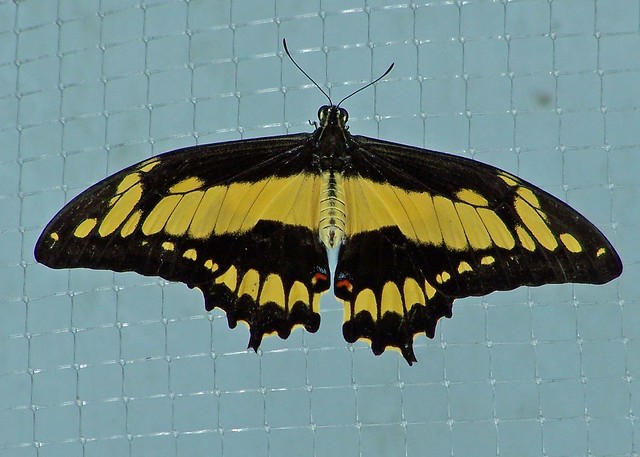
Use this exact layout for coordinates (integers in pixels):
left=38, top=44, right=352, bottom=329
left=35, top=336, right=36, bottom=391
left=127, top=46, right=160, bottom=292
left=36, top=104, right=622, bottom=364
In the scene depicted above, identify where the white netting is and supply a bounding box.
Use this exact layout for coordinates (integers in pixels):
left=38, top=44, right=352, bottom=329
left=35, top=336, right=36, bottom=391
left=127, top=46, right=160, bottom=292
left=1, top=0, right=637, bottom=456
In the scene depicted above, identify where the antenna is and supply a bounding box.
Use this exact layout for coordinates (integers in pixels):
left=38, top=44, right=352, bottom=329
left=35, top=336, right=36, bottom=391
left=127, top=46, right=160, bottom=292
left=282, top=39, right=394, bottom=107
left=283, top=39, right=332, bottom=105
left=336, top=63, right=394, bottom=108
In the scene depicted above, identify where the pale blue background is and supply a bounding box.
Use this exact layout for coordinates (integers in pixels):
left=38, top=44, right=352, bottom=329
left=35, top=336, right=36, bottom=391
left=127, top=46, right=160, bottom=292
left=1, top=0, right=639, bottom=456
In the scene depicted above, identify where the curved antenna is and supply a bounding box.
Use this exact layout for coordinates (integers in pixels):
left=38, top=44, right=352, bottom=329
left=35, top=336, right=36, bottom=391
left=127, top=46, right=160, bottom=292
left=336, top=63, right=394, bottom=108
left=282, top=39, right=395, bottom=108
left=283, top=39, right=332, bottom=105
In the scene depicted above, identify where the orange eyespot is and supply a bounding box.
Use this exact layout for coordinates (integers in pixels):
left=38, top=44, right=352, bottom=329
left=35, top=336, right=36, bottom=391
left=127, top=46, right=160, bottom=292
left=335, top=278, right=353, bottom=293
left=311, top=271, right=329, bottom=286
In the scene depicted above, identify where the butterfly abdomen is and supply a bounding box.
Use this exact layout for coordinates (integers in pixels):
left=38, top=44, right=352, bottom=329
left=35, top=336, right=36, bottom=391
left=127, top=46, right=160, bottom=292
left=318, top=170, right=346, bottom=248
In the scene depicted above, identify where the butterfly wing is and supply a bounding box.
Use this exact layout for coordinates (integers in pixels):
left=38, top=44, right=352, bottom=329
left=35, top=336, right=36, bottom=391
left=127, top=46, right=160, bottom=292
left=35, top=134, right=331, bottom=349
left=336, top=136, right=622, bottom=363
left=35, top=117, right=623, bottom=363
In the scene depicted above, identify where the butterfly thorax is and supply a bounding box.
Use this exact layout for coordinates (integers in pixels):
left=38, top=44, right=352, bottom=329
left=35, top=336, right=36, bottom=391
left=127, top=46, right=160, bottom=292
left=311, top=105, right=353, bottom=171
left=314, top=105, right=351, bottom=249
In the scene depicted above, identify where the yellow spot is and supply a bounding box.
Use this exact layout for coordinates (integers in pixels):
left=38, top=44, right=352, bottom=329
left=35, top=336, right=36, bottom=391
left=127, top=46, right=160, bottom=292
left=457, top=261, right=472, bottom=274
left=189, top=186, right=227, bottom=238
left=182, top=248, right=197, bottom=260
left=259, top=274, right=285, bottom=307
left=120, top=210, right=142, bottom=237
left=165, top=191, right=205, bottom=236
left=499, top=172, right=518, bottom=186
left=74, top=218, right=97, bottom=238
left=215, top=265, right=237, bottom=291
left=514, top=197, right=558, bottom=251
left=424, top=280, right=437, bottom=300
left=138, top=158, right=160, bottom=172
left=394, top=191, right=443, bottom=246
left=433, top=196, right=468, bottom=250
left=516, top=186, right=541, bottom=209
left=142, top=194, right=181, bottom=235
left=481, top=256, right=495, bottom=265
left=115, top=173, right=141, bottom=195
left=381, top=281, right=403, bottom=315
left=516, top=225, right=536, bottom=252
left=596, top=247, right=606, bottom=257
left=353, top=288, right=377, bottom=318
left=50, top=232, right=59, bottom=241
left=560, top=233, right=582, bottom=253
left=288, top=281, right=309, bottom=308
left=403, top=277, right=425, bottom=307
left=169, top=177, right=205, bottom=194
left=238, top=269, right=260, bottom=301
left=436, top=271, right=451, bottom=284
left=477, top=208, right=515, bottom=250
left=162, top=241, right=175, bottom=251
left=456, top=189, right=489, bottom=207
left=312, top=292, right=323, bottom=313
left=204, top=259, right=218, bottom=272
left=455, top=203, right=492, bottom=249
left=99, top=183, right=143, bottom=237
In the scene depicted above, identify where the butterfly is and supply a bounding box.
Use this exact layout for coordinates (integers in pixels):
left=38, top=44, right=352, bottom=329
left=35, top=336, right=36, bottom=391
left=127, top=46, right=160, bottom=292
left=35, top=41, right=622, bottom=364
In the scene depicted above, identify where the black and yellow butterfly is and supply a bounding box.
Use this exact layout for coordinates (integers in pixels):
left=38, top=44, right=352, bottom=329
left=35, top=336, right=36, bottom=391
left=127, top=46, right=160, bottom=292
left=35, top=44, right=622, bottom=365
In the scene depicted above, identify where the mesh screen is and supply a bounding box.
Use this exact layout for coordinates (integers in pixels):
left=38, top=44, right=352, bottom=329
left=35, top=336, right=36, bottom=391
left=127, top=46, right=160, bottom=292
left=2, top=0, right=638, bottom=456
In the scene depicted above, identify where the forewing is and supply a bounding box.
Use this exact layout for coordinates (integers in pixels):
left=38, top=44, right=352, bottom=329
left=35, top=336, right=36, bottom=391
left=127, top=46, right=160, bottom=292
left=336, top=136, right=622, bottom=363
left=35, top=134, right=331, bottom=349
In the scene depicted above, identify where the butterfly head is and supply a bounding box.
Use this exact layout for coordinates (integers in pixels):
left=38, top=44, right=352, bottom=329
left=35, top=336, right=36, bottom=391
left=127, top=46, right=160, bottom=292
left=318, top=105, right=349, bottom=130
